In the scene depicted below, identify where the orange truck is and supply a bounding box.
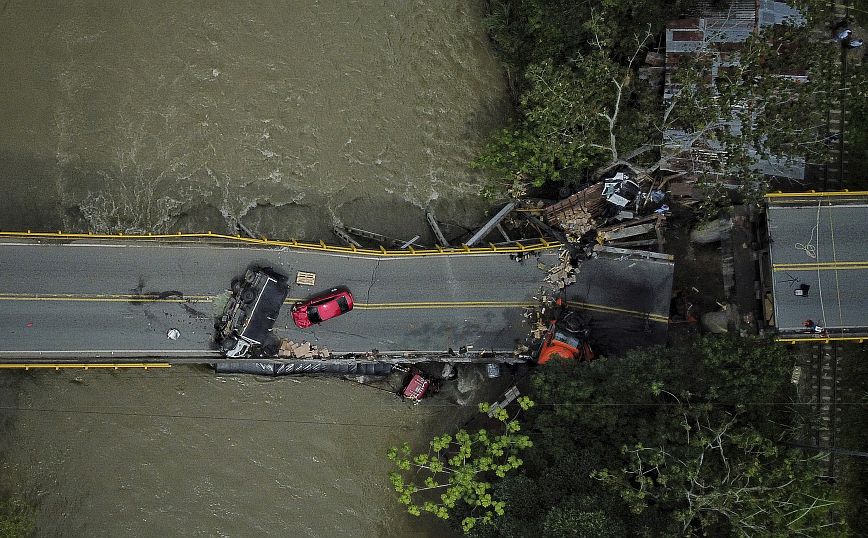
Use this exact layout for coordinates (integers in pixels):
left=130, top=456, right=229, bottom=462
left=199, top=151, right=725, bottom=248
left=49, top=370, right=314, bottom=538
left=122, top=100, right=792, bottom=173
left=537, top=313, right=594, bottom=365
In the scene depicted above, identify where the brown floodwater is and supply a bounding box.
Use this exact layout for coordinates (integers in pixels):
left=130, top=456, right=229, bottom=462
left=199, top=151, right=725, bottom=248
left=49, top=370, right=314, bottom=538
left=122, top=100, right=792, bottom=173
left=0, top=1, right=510, bottom=535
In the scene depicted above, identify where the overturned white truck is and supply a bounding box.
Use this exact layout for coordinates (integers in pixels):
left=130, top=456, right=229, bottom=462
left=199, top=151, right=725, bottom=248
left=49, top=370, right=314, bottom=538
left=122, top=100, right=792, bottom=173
left=215, top=267, right=289, bottom=358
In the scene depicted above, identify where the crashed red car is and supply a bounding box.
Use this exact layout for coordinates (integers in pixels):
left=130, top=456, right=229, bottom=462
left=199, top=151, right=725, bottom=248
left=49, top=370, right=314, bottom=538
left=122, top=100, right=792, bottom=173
left=291, top=287, right=354, bottom=329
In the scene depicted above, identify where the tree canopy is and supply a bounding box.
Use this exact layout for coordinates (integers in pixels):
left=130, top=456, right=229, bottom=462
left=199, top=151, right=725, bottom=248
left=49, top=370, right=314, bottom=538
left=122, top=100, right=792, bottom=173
left=470, top=335, right=845, bottom=537
left=475, top=0, right=840, bottom=194
left=387, top=336, right=845, bottom=536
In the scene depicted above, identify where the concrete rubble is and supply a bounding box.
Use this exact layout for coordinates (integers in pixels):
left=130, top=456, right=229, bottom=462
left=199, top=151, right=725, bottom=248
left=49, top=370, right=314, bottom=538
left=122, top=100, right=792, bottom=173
left=278, top=339, right=331, bottom=359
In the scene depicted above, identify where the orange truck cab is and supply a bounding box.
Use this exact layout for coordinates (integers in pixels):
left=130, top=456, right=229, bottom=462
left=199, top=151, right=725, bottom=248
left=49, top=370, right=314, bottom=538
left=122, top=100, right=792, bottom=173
left=537, top=319, right=594, bottom=365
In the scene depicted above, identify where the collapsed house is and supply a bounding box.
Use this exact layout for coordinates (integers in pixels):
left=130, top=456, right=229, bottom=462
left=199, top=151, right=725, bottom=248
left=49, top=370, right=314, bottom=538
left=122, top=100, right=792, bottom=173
left=660, top=0, right=808, bottom=181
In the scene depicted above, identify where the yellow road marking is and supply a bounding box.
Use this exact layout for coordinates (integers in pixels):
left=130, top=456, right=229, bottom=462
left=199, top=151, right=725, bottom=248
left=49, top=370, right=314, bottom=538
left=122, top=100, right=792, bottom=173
left=766, top=191, right=868, bottom=198
left=0, top=293, right=667, bottom=322
left=0, top=363, right=172, bottom=369
left=565, top=300, right=669, bottom=323
left=773, top=263, right=868, bottom=271
left=776, top=336, right=866, bottom=344
left=0, top=294, right=213, bottom=303
left=357, top=301, right=534, bottom=310
left=0, top=230, right=560, bottom=256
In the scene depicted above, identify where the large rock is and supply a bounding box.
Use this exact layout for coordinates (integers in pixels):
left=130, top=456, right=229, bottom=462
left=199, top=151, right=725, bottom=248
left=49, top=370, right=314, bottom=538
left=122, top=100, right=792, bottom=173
left=457, top=365, right=484, bottom=394
left=690, top=218, right=731, bottom=244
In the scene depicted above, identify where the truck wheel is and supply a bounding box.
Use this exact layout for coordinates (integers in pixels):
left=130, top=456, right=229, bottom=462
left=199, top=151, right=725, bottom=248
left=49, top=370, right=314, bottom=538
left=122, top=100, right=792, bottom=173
left=241, top=289, right=256, bottom=303
left=243, top=269, right=257, bottom=284
left=231, top=278, right=242, bottom=295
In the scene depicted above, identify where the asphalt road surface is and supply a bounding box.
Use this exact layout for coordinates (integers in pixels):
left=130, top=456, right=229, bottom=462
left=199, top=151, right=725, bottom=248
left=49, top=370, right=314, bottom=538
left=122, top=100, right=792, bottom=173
left=0, top=239, right=559, bottom=360
left=767, top=202, right=868, bottom=333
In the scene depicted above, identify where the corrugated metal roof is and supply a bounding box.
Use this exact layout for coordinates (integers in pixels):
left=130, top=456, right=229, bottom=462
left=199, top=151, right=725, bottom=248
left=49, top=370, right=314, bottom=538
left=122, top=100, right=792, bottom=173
left=662, top=0, right=807, bottom=180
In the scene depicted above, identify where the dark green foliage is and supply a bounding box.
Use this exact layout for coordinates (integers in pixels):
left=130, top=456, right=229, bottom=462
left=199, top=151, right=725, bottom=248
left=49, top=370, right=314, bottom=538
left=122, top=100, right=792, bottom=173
left=476, top=0, right=691, bottom=189
left=477, top=0, right=841, bottom=197
left=477, top=335, right=845, bottom=536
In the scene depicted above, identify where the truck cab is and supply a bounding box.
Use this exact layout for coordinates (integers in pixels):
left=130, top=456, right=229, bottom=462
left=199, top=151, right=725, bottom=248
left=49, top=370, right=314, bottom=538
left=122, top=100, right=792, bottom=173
left=537, top=313, right=594, bottom=365
left=215, top=268, right=289, bottom=358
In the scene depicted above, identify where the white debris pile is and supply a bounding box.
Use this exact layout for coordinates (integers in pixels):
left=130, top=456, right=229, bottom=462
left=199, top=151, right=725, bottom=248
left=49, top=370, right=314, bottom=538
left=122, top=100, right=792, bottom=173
left=544, top=249, right=578, bottom=290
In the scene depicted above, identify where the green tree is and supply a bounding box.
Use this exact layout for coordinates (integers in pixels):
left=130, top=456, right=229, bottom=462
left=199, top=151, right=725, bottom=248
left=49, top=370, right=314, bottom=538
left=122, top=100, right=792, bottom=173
left=475, top=335, right=845, bottom=536
left=594, top=412, right=839, bottom=536
left=478, top=0, right=841, bottom=202
left=387, top=397, right=535, bottom=533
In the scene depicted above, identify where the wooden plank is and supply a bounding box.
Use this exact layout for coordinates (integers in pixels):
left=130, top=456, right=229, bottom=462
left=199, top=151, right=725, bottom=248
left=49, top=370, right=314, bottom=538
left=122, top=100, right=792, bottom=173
left=296, top=271, right=316, bottom=286
left=344, top=226, right=412, bottom=248
left=607, top=239, right=659, bottom=247
left=602, top=223, right=656, bottom=241
left=593, top=244, right=674, bottom=261
left=597, top=213, right=662, bottom=232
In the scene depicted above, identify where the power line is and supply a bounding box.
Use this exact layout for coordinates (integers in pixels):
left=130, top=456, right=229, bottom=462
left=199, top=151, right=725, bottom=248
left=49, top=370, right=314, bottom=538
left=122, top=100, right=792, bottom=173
left=0, top=406, right=410, bottom=429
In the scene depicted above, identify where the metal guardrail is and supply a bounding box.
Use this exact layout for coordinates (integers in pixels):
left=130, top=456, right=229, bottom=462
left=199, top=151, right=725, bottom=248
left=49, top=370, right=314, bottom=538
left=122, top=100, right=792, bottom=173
left=0, top=363, right=172, bottom=370
left=0, top=230, right=560, bottom=257
left=777, top=336, right=866, bottom=344
left=766, top=190, right=868, bottom=198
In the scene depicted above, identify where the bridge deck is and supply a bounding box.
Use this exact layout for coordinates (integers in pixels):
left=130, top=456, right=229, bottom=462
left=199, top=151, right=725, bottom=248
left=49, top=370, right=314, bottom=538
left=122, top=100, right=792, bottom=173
left=0, top=238, right=558, bottom=361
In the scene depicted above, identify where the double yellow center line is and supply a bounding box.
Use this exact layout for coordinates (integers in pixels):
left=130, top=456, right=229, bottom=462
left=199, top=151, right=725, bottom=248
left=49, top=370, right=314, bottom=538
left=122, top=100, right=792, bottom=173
left=773, top=261, right=868, bottom=271
left=0, top=293, right=669, bottom=322
left=565, top=300, right=669, bottom=323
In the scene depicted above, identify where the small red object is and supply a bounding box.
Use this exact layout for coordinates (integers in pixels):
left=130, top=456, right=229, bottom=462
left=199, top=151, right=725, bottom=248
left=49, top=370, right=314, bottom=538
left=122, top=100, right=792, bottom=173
left=25, top=322, right=33, bottom=328
left=402, top=373, right=430, bottom=401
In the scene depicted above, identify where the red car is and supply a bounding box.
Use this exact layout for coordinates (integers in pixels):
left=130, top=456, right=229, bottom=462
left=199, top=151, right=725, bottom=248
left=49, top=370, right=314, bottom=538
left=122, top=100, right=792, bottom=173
left=291, top=287, right=354, bottom=329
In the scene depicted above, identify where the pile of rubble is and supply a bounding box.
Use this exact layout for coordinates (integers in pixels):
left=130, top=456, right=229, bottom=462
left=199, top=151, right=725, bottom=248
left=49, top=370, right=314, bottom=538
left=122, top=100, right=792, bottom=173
left=277, top=339, right=331, bottom=359
left=543, top=249, right=578, bottom=290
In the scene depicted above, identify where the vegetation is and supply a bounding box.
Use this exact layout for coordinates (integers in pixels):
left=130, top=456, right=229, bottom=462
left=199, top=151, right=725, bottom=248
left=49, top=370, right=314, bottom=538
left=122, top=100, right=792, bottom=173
left=475, top=0, right=840, bottom=202
left=389, top=336, right=846, bottom=536
left=386, top=397, right=535, bottom=533
left=0, top=497, right=34, bottom=538
left=837, top=345, right=868, bottom=532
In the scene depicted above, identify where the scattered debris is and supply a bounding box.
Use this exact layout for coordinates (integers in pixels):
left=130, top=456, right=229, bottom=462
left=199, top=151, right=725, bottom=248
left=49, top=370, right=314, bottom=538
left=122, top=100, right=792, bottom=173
left=296, top=271, right=316, bottom=286
left=167, top=328, right=181, bottom=340
left=487, top=386, right=520, bottom=418
left=277, top=339, right=332, bottom=359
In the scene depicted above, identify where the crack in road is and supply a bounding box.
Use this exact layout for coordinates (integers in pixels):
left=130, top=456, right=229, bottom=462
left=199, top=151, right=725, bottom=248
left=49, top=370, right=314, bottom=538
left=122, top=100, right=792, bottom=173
left=365, top=260, right=380, bottom=304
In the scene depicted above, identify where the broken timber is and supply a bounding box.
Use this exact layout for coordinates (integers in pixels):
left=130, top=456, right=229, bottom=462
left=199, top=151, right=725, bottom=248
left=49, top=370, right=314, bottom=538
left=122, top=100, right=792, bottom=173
left=593, top=244, right=674, bottom=261
left=599, top=222, right=656, bottom=241
left=522, top=214, right=568, bottom=244
left=425, top=211, right=450, bottom=247
left=341, top=226, right=427, bottom=249
left=466, top=201, right=517, bottom=247
left=333, top=226, right=363, bottom=248
left=235, top=220, right=259, bottom=240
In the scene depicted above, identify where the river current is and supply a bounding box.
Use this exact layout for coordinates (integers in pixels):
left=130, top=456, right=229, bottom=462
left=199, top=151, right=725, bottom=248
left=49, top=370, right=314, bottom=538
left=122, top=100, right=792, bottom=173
left=0, top=1, right=508, bottom=535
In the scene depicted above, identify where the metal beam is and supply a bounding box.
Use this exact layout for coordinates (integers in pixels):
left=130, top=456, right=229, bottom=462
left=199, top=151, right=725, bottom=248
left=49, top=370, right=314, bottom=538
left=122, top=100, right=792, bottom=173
left=333, top=226, right=362, bottom=248
left=466, top=202, right=517, bottom=247
left=522, top=214, right=568, bottom=244
left=343, top=226, right=419, bottom=249
left=425, top=211, right=450, bottom=247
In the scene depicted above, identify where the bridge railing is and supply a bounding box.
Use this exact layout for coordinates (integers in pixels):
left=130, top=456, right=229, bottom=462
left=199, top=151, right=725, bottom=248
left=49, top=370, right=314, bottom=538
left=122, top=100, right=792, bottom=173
left=0, top=230, right=561, bottom=256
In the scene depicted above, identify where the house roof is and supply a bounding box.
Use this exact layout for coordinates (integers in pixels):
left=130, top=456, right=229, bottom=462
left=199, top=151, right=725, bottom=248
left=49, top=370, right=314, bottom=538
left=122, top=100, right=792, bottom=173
left=661, top=0, right=807, bottom=180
